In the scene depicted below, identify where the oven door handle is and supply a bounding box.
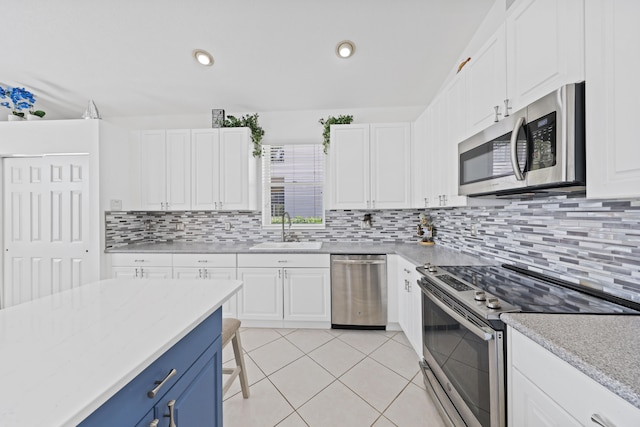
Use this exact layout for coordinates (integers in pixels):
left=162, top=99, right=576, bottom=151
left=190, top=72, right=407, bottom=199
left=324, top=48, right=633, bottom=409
left=423, top=288, right=495, bottom=341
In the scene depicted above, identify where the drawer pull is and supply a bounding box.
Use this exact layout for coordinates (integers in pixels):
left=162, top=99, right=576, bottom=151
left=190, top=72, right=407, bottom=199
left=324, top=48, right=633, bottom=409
left=591, top=414, right=615, bottom=427
left=134, top=259, right=146, bottom=263
left=148, top=368, right=177, bottom=398
left=197, top=260, right=208, bottom=263
left=278, top=260, right=288, bottom=263
left=165, top=400, right=177, bottom=427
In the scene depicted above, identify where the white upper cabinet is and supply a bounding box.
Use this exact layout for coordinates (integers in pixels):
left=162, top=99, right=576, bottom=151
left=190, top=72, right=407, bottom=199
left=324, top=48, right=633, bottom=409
left=464, top=23, right=507, bottom=137
left=412, top=91, right=467, bottom=209
left=139, top=127, right=256, bottom=211
left=456, top=0, right=585, bottom=140
left=328, top=124, right=370, bottom=209
left=505, top=0, right=585, bottom=112
left=585, top=0, right=640, bottom=199
left=191, top=128, right=257, bottom=211
left=140, top=129, right=191, bottom=211
left=328, top=123, right=411, bottom=210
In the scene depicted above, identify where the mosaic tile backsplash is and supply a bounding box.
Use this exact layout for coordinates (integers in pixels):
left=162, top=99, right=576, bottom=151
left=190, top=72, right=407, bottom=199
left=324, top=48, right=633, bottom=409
left=105, top=196, right=640, bottom=303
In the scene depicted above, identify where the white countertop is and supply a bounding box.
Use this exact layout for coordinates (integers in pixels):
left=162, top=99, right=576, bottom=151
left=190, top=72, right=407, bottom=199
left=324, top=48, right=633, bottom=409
left=0, top=278, right=242, bottom=427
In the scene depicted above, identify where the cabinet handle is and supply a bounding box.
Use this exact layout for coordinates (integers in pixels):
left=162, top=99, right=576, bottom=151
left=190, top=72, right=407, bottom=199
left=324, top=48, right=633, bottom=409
left=214, top=201, right=218, bottom=210
left=148, top=368, right=177, bottom=398
left=203, top=269, right=208, bottom=279
left=424, top=197, right=428, bottom=207
left=166, top=202, right=170, bottom=210
left=284, top=269, right=288, bottom=279
left=135, top=268, right=139, bottom=278
left=372, top=200, right=376, bottom=209
left=493, top=105, right=502, bottom=122
left=591, top=414, right=615, bottom=427
left=197, top=260, right=208, bottom=263
left=134, top=259, right=145, bottom=263
left=161, top=202, right=165, bottom=210
left=504, top=99, right=512, bottom=117
left=278, top=270, right=281, bottom=279
left=140, top=267, right=145, bottom=278
left=277, top=260, right=288, bottom=263
left=198, top=268, right=203, bottom=279
left=149, top=420, right=159, bottom=427
left=219, top=201, right=223, bottom=209
left=442, top=195, right=447, bottom=206
left=164, top=399, right=177, bottom=427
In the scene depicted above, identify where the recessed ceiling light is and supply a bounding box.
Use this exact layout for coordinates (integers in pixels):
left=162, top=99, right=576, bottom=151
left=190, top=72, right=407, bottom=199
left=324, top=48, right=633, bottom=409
left=193, top=49, right=214, bottom=66
left=336, top=40, right=355, bottom=59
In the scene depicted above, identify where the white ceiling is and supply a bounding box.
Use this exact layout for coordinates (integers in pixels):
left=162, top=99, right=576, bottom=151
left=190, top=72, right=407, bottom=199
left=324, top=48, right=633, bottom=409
left=1, top=0, right=494, bottom=120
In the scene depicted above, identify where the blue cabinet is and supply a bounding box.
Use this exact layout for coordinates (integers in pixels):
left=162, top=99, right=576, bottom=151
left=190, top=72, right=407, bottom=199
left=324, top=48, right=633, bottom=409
left=79, top=309, right=223, bottom=427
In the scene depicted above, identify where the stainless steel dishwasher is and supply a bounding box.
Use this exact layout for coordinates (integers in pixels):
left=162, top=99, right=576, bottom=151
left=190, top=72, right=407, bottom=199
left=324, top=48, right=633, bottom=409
left=331, top=254, right=387, bottom=329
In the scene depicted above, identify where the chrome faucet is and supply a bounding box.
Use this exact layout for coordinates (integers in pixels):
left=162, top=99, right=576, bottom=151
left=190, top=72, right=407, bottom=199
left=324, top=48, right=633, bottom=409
left=282, top=211, right=291, bottom=242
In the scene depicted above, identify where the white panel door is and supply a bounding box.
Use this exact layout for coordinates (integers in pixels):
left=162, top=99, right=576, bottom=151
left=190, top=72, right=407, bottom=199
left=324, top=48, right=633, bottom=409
left=219, top=128, right=251, bottom=210
left=3, top=155, right=90, bottom=308
left=283, top=268, right=330, bottom=322
left=369, top=123, right=411, bottom=209
left=237, top=268, right=282, bottom=321
left=191, top=129, right=220, bottom=210
left=140, top=130, right=167, bottom=210
left=465, top=24, right=507, bottom=136
left=506, top=0, right=585, bottom=111
left=328, top=124, right=370, bottom=209
left=165, top=130, right=191, bottom=210
left=586, top=0, right=640, bottom=198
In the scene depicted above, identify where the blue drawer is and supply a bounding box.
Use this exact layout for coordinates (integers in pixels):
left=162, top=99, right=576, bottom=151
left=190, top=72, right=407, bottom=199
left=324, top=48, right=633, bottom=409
left=78, top=308, right=222, bottom=426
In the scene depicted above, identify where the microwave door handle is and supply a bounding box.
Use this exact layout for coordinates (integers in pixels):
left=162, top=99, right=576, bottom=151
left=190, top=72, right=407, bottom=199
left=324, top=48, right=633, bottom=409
left=510, top=116, right=526, bottom=181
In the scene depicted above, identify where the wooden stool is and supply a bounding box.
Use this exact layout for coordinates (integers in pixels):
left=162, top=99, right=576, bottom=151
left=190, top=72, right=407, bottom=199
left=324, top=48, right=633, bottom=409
left=221, top=318, right=250, bottom=398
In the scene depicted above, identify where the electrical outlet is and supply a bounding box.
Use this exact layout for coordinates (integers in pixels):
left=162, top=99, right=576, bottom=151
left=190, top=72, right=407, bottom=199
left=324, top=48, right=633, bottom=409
left=470, top=223, right=478, bottom=236
left=224, top=222, right=231, bottom=231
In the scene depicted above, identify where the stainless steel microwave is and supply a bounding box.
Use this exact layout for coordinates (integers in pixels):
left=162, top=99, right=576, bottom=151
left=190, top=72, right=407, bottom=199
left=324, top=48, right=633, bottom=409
left=458, top=82, right=585, bottom=197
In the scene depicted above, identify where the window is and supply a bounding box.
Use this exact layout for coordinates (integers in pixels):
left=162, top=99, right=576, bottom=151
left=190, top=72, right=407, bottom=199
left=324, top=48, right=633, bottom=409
left=262, top=144, right=324, bottom=228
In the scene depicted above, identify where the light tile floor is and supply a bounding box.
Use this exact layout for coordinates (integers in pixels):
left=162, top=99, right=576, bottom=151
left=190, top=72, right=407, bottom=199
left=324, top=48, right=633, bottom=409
left=222, top=327, right=447, bottom=427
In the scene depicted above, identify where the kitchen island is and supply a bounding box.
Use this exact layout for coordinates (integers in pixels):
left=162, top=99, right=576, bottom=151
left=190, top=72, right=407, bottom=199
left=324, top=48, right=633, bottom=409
left=0, top=278, right=241, bottom=427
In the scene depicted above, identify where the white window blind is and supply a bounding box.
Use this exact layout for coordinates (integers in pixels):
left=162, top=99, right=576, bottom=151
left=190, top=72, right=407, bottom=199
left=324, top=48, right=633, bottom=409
left=262, top=144, right=325, bottom=227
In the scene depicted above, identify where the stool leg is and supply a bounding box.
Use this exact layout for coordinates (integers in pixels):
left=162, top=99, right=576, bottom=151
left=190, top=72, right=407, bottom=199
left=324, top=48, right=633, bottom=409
left=232, top=330, right=250, bottom=398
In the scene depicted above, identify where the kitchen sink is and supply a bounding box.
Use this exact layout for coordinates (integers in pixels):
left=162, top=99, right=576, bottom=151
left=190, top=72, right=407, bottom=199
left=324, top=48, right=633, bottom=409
left=250, top=242, right=323, bottom=250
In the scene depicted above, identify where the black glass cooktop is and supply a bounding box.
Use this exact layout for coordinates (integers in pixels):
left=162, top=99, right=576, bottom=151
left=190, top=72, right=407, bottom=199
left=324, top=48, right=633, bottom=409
left=437, top=265, right=640, bottom=314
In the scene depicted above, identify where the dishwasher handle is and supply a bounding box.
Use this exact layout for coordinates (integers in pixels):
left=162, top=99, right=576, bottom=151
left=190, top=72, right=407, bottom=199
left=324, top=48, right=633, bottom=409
left=332, top=259, right=386, bottom=265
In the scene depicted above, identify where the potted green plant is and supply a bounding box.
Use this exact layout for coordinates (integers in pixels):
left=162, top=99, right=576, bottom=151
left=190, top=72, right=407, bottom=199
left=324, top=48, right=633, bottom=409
left=318, top=115, right=354, bottom=154
left=224, top=113, right=265, bottom=157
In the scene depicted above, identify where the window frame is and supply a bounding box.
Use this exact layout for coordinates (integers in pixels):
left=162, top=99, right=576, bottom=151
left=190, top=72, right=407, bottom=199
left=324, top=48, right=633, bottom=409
left=261, top=142, right=326, bottom=230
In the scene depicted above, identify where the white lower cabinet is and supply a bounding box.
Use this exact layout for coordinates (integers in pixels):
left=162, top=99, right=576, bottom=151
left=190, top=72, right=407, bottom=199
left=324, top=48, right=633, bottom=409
left=110, top=253, right=173, bottom=279
left=394, top=255, right=422, bottom=357
left=508, top=327, right=640, bottom=426
left=237, top=254, right=331, bottom=327
left=173, top=254, right=238, bottom=318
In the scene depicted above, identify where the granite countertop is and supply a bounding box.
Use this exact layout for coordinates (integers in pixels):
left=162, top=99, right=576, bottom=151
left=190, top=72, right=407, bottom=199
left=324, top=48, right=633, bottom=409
left=0, top=278, right=241, bottom=426
left=502, top=313, right=640, bottom=410
left=105, top=241, right=494, bottom=267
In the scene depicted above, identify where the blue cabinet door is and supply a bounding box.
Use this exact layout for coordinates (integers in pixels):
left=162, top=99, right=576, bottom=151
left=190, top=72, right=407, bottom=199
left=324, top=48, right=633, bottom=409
left=155, top=336, right=223, bottom=427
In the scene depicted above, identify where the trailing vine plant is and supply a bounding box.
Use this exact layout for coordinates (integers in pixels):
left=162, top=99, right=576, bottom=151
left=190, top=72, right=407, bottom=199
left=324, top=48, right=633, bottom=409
left=224, top=113, right=265, bottom=157
left=318, top=114, right=354, bottom=154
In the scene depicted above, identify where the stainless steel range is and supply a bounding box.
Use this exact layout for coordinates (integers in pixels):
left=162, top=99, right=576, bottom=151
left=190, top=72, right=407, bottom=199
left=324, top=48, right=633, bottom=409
left=415, top=263, right=640, bottom=427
